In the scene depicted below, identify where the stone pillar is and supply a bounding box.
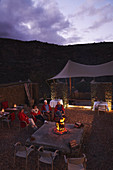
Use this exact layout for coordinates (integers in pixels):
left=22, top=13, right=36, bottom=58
left=91, top=82, right=112, bottom=111
left=51, top=82, right=68, bottom=107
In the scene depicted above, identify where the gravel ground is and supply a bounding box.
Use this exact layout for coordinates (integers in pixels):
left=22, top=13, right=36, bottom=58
left=0, top=107, right=113, bottom=170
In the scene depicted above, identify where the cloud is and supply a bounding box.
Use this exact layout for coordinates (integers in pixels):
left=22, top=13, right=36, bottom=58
left=0, top=21, right=25, bottom=40
left=0, top=0, right=113, bottom=45
left=65, top=36, right=82, bottom=45
left=88, top=3, right=113, bottom=29
left=71, top=0, right=113, bottom=30
left=0, top=0, right=70, bottom=44
left=88, top=15, right=113, bottom=30
left=94, top=33, right=113, bottom=42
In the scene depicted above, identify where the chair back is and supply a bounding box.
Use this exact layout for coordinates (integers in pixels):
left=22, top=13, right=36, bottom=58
left=9, top=112, right=15, bottom=121
left=64, top=154, right=87, bottom=170
left=14, top=142, right=35, bottom=168
left=68, top=156, right=85, bottom=165
left=37, top=147, right=58, bottom=170
left=1, top=101, right=8, bottom=109
left=38, top=151, right=52, bottom=158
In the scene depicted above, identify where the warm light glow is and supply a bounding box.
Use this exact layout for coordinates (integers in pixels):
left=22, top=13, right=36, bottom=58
left=107, top=101, right=112, bottom=111
left=68, top=105, right=91, bottom=109
left=56, top=117, right=66, bottom=132
left=54, top=127, right=68, bottom=135
left=14, top=104, right=17, bottom=108
left=60, top=117, right=65, bottom=123
left=2, top=108, right=4, bottom=113
left=56, top=122, right=59, bottom=131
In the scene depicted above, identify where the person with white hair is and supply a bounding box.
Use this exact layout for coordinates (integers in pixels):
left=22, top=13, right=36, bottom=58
left=54, top=100, right=65, bottom=118
left=31, top=105, right=48, bottom=124
left=41, top=100, right=52, bottom=121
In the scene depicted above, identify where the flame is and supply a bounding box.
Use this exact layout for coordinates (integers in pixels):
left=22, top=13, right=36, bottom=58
left=2, top=108, right=4, bottom=113
left=56, top=117, right=66, bottom=132
left=56, top=122, right=59, bottom=131
left=14, top=104, right=17, bottom=108
left=54, top=117, right=68, bottom=135
left=60, top=117, right=65, bottom=123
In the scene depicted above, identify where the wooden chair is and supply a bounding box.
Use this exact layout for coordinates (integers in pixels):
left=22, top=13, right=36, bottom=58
left=64, top=153, right=87, bottom=170
left=2, top=114, right=11, bottom=128
left=37, top=146, right=59, bottom=170
left=14, top=142, right=35, bottom=169
left=1, top=101, right=8, bottom=109
left=19, top=120, right=29, bottom=131
left=2, top=112, right=15, bottom=128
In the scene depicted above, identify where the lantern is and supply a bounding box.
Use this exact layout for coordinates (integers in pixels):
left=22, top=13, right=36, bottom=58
left=2, top=108, right=4, bottom=113
left=14, top=104, right=17, bottom=108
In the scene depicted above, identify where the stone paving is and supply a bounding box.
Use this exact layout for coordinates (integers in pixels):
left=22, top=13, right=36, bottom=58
left=0, top=107, right=113, bottom=170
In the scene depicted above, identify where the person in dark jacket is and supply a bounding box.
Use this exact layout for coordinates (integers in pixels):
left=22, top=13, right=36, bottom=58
left=54, top=101, right=65, bottom=118
left=41, top=100, right=52, bottom=120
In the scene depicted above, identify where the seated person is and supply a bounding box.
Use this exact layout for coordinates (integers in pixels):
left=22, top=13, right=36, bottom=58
left=18, top=108, right=37, bottom=130
left=31, top=105, right=47, bottom=123
left=54, top=101, right=65, bottom=118
left=41, top=100, right=52, bottom=121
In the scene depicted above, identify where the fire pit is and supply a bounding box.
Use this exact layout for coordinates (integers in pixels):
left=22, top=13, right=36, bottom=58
left=53, top=117, right=68, bottom=135
left=26, top=122, right=84, bottom=154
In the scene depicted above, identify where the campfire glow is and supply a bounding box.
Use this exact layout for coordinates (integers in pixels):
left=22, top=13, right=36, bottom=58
left=54, top=117, right=68, bottom=135
left=2, top=108, right=4, bottom=113
left=14, top=104, right=17, bottom=108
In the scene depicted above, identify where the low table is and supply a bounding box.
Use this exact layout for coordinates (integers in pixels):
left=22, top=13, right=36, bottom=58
left=26, top=122, right=83, bottom=154
left=5, top=108, right=18, bottom=111
left=93, top=101, right=109, bottom=111
left=0, top=111, right=10, bottom=118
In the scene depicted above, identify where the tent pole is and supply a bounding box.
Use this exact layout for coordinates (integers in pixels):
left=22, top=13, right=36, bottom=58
left=69, top=77, right=71, bottom=95
left=65, top=78, right=68, bottom=85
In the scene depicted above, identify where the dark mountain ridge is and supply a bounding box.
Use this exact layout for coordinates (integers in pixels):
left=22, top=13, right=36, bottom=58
left=0, top=38, right=113, bottom=97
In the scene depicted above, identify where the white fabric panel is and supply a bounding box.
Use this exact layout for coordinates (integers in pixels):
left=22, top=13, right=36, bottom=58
left=49, top=60, right=113, bottom=79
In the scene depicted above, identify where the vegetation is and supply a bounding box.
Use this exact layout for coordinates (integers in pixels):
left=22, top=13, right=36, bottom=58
left=0, top=38, right=113, bottom=96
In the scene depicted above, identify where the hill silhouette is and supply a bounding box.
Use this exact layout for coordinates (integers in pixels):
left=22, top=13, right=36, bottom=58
left=0, top=38, right=113, bottom=97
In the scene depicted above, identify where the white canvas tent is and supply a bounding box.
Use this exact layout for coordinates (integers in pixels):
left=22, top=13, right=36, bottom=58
left=49, top=60, right=113, bottom=79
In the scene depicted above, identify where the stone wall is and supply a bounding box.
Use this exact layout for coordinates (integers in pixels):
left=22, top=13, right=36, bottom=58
left=51, top=82, right=68, bottom=107
left=91, top=82, right=112, bottom=110
left=0, top=82, right=39, bottom=109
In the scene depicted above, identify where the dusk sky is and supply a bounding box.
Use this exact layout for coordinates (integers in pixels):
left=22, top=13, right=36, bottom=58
left=0, top=0, right=113, bottom=45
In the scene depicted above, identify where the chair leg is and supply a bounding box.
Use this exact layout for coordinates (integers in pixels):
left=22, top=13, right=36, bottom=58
left=51, top=160, right=53, bottom=170
left=98, top=110, right=99, bottom=116
left=8, top=121, right=10, bottom=128
left=19, top=122, right=21, bottom=131
left=25, top=156, right=28, bottom=170
left=13, top=153, right=16, bottom=167
left=38, top=161, right=39, bottom=170
left=2, top=120, right=3, bottom=128
left=37, top=156, right=39, bottom=170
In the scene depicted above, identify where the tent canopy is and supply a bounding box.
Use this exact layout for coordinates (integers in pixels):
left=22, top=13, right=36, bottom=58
left=49, top=60, right=113, bottom=79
